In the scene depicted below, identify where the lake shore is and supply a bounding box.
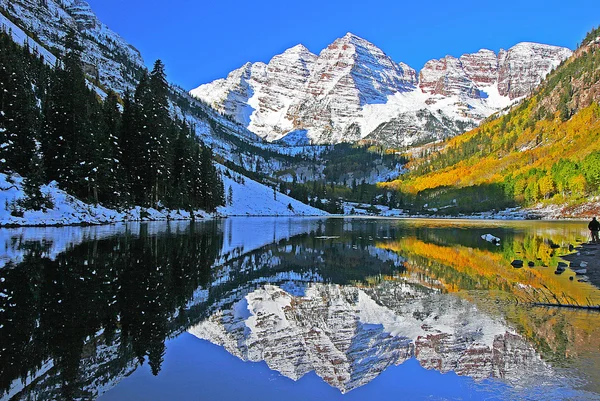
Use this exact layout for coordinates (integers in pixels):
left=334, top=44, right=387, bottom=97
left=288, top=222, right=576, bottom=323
left=561, top=242, right=600, bottom=290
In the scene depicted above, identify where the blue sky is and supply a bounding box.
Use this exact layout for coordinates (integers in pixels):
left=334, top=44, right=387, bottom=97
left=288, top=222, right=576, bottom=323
left=87, top=0, right=599, bottom=90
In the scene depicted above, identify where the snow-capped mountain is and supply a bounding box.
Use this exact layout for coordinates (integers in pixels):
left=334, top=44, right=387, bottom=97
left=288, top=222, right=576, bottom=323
left=191, top=35, right=572, bottom=146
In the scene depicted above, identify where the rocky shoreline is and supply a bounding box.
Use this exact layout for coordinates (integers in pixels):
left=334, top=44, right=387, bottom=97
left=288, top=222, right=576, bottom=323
left=561, top=242, right=600, bottom=290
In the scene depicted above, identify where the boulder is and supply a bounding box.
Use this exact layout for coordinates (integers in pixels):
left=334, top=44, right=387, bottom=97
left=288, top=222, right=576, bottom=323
left=481, top=234, right=500, bottom=244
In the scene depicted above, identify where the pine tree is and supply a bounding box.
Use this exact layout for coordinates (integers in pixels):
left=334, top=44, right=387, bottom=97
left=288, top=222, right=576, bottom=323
left=119, top=90, right=137, bottom=204
left=0, top=34, right=39, bottom=176
left=147, top=60, right=172, bottom=207
left=75, top=89, right=105, bottom=203
left=42, top=30, right=89, bottom=194
left=171, top=119, right=193, bottom=210
left=199, top=145, right=223, bottom=211
left=19, top=154, right=52, bottom=211
left=98, top=91, right=125, bottom=206
left=0, top=30, right=225, bottom=214
left=130, top=71, right=152, bottom=205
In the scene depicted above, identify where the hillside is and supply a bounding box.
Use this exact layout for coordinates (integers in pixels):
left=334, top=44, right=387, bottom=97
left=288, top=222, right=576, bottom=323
left=381, top=27, right=600, bottom=217
left=0, top=1, right=334, bottom=181
left=0, top=1, right=330, bottom=224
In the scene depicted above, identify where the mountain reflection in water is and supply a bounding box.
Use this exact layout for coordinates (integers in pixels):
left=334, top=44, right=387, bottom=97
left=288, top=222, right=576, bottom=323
left=0, top=218, right=599, bottom=400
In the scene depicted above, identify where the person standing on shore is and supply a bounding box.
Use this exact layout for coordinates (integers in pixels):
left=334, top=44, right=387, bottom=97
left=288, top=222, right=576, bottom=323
left=589, top=217, right=600, bottom=243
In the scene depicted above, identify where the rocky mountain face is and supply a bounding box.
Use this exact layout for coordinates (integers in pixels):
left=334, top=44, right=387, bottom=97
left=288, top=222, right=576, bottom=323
left=0, top=0, right=145, bottom=93
left=190, top=282, right=551, bottom=393
left=193, top=34, right=417, bottom=143
left=192, top=36, right=571, bottom=147
left=496, top=42, right=573, bottom=99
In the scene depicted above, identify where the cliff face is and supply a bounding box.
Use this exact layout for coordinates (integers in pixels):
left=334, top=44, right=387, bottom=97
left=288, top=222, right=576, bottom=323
left=192, top=36, right=571, bottom=146
left=190, top=282, right=550, bottom=393
left=1, top=0, right=145, bottom=93
left=496, top=42, right=572, bottom=99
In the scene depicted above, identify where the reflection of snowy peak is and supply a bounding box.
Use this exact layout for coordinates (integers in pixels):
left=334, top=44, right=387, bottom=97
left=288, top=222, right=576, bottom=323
left=190, top=282, right=549, bottom=393
left=192, top=36, right=571, bottom=147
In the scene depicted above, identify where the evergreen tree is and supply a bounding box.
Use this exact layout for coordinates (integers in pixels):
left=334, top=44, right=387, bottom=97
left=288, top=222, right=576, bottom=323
left=76, top=89, right=105, bottom=202
left=199, top=145, right=223, bottom=211
left=0, top=34, right=40, bottom=176
left=130, top=71, right=152, bottom=205
left=0, top=30, right=225, bottom=214
left=119, top=90, right=136, bottom=204
left=42, top=30, right=89, bottom=194
left=98, top=91, right=125, bottom=206
left=18, top=154, right=53, bottom=211
left=146, top=60, right=172, bottom=206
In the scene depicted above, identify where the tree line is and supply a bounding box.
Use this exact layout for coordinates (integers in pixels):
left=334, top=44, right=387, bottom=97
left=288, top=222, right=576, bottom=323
left=0, top=29, right=224, bottom=213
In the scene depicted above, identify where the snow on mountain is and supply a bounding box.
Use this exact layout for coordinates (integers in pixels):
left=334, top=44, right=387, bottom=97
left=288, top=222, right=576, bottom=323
left=192, top=35, right=572, bottom=147
left=191, top=44, right=320, bottom=142
left=190, top=282, right=551, bottom=393
left=0, top=13, right=57, bottom=67
left=217, top=166, right=326, bottom=217
left=497, top=42, right=572, bottom=99
left=1, top=0, right=145, bottom=93
left=0, top=167, right=325, bottom=227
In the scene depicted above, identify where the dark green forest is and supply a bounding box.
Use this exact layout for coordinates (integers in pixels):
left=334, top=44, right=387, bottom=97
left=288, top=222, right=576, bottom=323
left=0, top=29, right=224, bottom=214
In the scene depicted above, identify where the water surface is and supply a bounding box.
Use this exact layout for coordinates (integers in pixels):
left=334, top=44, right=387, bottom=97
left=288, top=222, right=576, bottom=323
left=1, top=218, right=599, bottom=400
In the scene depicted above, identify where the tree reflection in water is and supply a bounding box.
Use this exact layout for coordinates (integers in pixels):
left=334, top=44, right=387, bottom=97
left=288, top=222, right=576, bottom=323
left=0, top=218, right=599, bottom=400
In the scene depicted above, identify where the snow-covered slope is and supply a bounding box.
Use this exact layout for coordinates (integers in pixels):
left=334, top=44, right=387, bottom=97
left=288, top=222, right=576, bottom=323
left=217, top=166, right=326, bottom=216
left=0, top=165, right=325, bottom=227
left=192, top=35, right=572, bottom=147
left=0, top=173, right=213, bottom=226
left=1, top=0, right=145, bottom=93
left=0, top=13, right=57, bottom=66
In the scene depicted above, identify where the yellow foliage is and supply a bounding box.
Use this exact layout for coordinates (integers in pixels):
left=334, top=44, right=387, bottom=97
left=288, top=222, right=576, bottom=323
left=382, top=102, right=600, bottom=198
left=378, top=238, right=600, bottom=305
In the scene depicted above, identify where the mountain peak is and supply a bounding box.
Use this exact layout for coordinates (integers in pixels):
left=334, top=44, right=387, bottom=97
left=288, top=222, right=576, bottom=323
left=282, top=44, right=316, bottom=58
left=338, top=32, right=373, bottom=47
left=192, top=33, right=571, bottom=146
left=343, top=32, right=360, bottom=40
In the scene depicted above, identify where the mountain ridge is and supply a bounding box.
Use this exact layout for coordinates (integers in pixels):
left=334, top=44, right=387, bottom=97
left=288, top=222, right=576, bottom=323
left=191, top=33, right=572, bottom=146
left=379, top=29, right=600, bottom=217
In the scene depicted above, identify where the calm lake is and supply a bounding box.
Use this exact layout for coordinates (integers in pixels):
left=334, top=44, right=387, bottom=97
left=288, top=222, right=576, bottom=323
left=1, top=217, right=599, bottom=400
